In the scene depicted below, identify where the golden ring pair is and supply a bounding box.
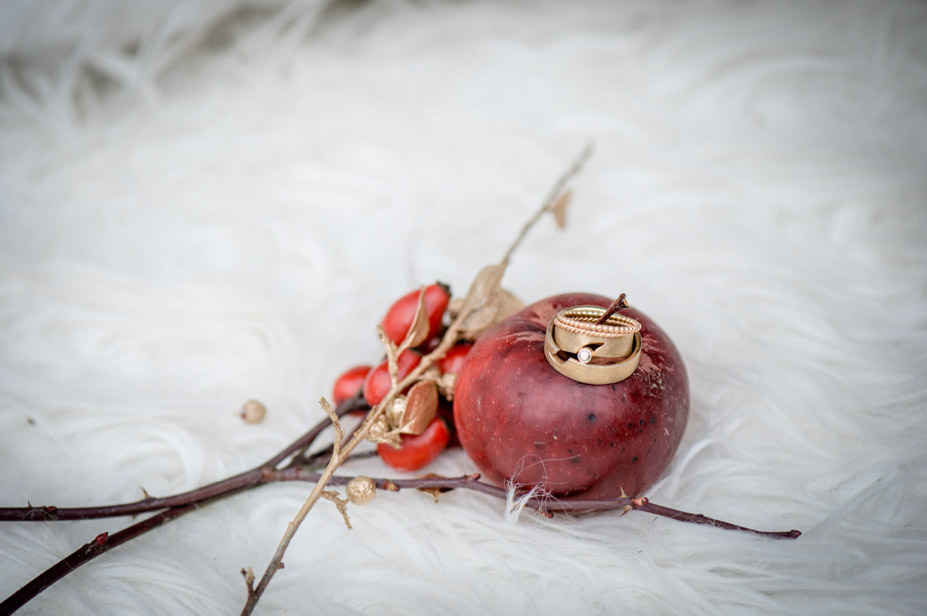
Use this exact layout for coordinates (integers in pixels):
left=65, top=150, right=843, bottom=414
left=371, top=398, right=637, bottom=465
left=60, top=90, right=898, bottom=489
left=544, top=306, right=642, bottom=385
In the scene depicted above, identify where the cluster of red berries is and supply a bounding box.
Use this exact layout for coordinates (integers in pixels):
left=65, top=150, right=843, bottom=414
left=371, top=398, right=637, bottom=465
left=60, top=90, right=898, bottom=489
left=330, top=283, right=473, bottom=472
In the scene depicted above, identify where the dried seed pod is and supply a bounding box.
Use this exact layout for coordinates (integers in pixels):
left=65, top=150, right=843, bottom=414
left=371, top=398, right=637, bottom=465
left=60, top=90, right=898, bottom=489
left=346, top=476, right=376, bottom=505
left=366, top=416, right=401, bottom=448
left=386, top=396, right=407, bottom=430
left=240, top=400, right=266, bottom=424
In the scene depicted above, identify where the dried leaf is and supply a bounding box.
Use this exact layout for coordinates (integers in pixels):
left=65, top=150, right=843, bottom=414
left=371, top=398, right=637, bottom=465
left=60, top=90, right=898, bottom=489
left=460, top=293, right=501, bottom=335
left=457, top=288, right=525, bottom=341
left=400, top=380, right=438, bottom=435
left=416, top=473, right=451, bottom=503
left=376, top=325, right=398, bottom=383
left=497, top=289, right=525, bottom=318
left=446, top=296, right=464, bottom=321
left=399, top=286, right=430, bottom=351
left=459, top=264, right=505, bottom=317
left=454, top=264, right=505, bottom=339
left=550, top=189, right=571, bottom=229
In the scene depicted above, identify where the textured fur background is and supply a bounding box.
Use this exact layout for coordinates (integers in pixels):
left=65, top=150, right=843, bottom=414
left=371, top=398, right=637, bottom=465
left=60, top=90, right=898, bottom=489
left=1, top=1, right=926, bottom=614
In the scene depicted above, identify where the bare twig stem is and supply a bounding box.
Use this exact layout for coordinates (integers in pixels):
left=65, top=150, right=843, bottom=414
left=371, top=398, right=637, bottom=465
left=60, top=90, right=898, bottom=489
left=1, top=468, right=264, bottom=523
left=0, top=397, right=368, bottom=523
left=1, top=468, right=800, bottom=613
left=631, top=499, right=801, bottom=539
left=0, top=504, right=197, bottom=615
left=500, top=143, right=593, bottom=266
left=269, top=468, right=800, bottom=539
left=241, top=370, right=433, bottom=612
left=0, top=397, right=367, bottom=614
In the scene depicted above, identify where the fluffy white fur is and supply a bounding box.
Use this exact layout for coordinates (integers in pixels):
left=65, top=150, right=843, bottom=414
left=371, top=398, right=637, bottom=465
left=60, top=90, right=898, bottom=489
left=1, top=1, right=926, bottom=614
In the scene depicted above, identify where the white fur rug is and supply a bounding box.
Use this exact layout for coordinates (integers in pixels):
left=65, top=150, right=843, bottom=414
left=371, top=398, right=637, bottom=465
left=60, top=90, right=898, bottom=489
left=2, top=1, right=926, bottom=614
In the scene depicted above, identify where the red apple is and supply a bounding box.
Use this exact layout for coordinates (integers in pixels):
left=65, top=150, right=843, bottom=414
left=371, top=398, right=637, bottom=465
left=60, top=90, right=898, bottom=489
left=453, top=293, right=689, bottom=499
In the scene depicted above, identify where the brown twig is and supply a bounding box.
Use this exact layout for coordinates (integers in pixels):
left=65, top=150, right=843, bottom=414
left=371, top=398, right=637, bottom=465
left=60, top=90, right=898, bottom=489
left=1, top=145, right=800, bottom=615
left=0, top=504, right=197, bottom=615
left=1, top=465, right=800, bottom=613
left=0, top=396, right=368, bottom=614
left=270, top=468, right=800, bottom=539
left=0, top=396, right=368, bottom=523
left=1, top=469, right=264, bottom=523
left=241, top=364, right=440, bottom=611
left=630, top=498, right=801, bottom=539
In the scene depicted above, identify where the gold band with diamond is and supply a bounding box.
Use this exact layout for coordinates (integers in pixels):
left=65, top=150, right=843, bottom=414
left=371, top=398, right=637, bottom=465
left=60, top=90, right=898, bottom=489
left=544, top=305, right=642, bottom=385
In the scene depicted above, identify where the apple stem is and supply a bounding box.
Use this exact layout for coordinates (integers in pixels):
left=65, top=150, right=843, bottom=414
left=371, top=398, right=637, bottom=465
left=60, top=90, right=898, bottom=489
left=595, top=293, right=630, bottom=325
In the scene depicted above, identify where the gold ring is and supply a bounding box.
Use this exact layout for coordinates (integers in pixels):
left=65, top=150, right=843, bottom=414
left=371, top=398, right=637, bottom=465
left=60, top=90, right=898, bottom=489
left=544, top=305, right=642, bottom=384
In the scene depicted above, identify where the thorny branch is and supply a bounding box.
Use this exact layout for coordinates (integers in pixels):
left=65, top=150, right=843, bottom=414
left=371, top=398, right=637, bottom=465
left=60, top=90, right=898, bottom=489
left=0, top=505, right=198, bottom=615
left=2, top=146, right=600, bottom=614
left=1, top=146, right=800, bottom=616
left=0, top=433, right=799, bottom=613
left=0, top=395, right=369, bottom=524
left=0, top=395, right=369, bottom=615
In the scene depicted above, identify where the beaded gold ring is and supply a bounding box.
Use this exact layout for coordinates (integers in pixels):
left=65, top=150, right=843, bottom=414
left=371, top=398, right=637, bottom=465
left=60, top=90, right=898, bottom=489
left=544, top=306, right=642, bottom=384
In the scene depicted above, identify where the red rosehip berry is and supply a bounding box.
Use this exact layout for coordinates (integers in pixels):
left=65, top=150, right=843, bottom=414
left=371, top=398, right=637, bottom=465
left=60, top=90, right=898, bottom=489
left=331, top=365, right=372, bottom=406
left=437, top=342, right=473, bottom=375
left=377, top=417, right=451, bottom=471
left=381, top=283, right=450, bottom=346
left=363, top=350, right=421, bottom=406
